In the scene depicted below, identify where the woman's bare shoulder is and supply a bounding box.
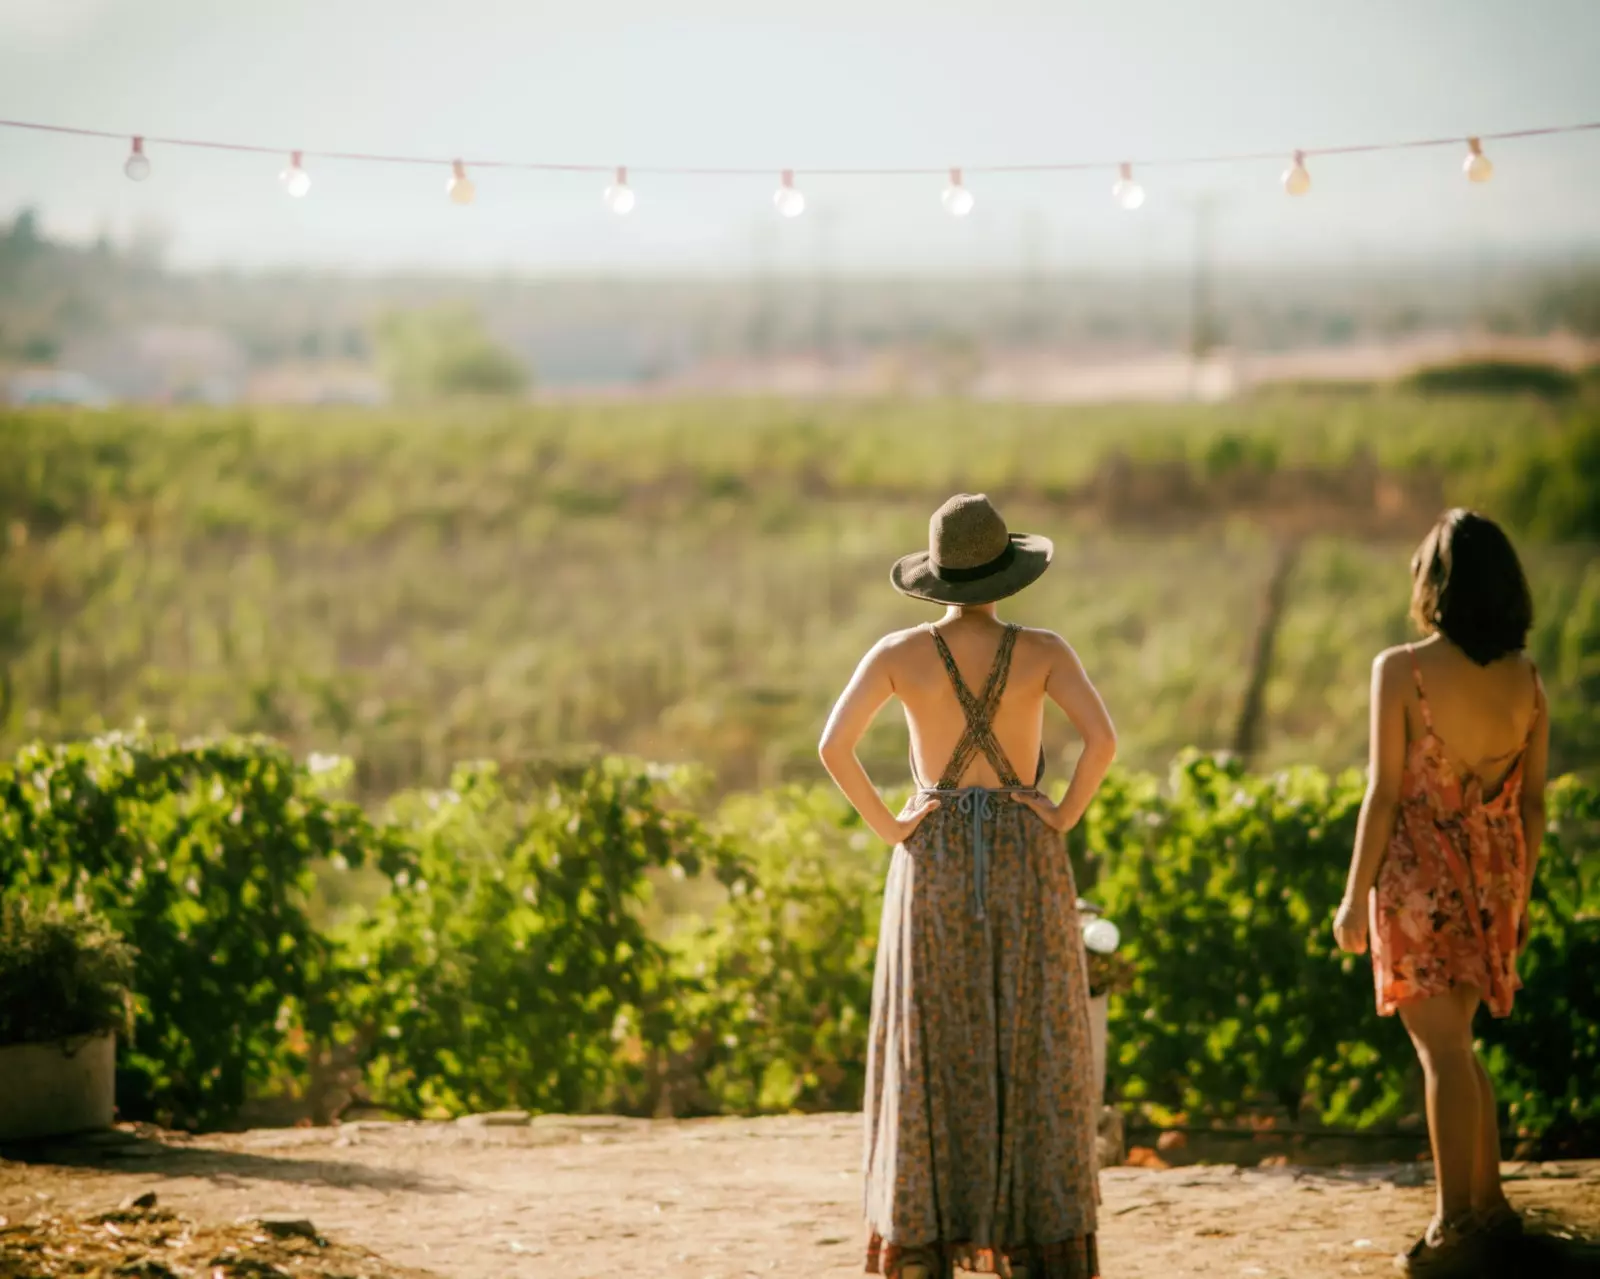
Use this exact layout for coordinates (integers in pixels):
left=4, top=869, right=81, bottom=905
left=1372, top=643, right=1415, bottom=673
left=1011, top=624, right=1076, bottom=656
left=1008, top=626, right=1087, bottom=680
left=1367, top=644, right=1418, bottom=698
left=863, top=624, right=933, bottom=664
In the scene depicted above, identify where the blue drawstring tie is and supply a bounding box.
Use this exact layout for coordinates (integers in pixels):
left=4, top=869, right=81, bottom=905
left=955, top=789, right=995, bottom=921
left=920, top=786, right=1033, bottom=923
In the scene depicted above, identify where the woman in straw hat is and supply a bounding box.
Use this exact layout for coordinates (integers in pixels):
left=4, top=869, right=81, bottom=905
left=819, top=494, right=1117, bottom=1279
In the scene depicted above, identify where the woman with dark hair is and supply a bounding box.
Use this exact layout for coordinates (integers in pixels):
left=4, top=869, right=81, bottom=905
left=1333, top=509, right=1548, bottom=1276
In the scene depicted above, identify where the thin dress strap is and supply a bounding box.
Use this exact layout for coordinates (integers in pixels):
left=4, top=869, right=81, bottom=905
left=1406, top=644, right=1434, bottom=734
left=1523, top=663, right=1544, bottom=747
left=926, top=624, right=1024, bottom=789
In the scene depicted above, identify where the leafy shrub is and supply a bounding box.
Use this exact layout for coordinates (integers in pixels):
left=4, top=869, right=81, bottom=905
left=668, top=784, right=890, bottom=1115
left=1085, top=755, right=1411, bottom=1125
left=1401, top=359, right=1580, bottom=399
left=0, top=730, right=399, bottom=1129
left=1479, top=776, right=1600, bottom=1155
left=371, top=306, right=529, bottom=400
left=321, top=756, right=740, bottom=1119
left=675, top=754, right=1597, bottom=1147
left=1077, top=754, right=1598, bottom=1140
left=3, top=732, right=1593, bottom=1146
left=0, top=899, right=135, bottom=1048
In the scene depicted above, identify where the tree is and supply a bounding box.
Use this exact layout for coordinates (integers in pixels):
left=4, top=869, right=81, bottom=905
left=371, top=305, right=530, bottom=400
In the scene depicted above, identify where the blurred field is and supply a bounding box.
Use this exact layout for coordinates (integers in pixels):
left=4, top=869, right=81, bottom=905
left=2, top=393, right=1596, bottom=795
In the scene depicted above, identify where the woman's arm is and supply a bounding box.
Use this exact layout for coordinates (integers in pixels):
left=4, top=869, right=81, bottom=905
left=818, top=637, right=940, bottom=846
left=1518, top=667, right=1550, bottom=950
left=1012, top=633, right=1117, bottom=833
left=1333, top=650, right=1408, bottom=954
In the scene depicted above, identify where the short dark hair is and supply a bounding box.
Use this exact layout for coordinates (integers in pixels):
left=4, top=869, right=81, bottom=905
left=1409, top=509, right=1533, bottom=666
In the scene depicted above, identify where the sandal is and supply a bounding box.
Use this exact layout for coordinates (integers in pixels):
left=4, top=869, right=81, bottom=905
left=1393, top=1213, right=1482, bottom=1276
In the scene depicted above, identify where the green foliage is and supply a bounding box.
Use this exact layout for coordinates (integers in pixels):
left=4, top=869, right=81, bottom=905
left=1401, top=359, right=1581, bottom=400
left=3, top=401, right=1596, bottom=800
left=668, top=784, right=892, bottom=1115
left=1085, top=755, right=1411, bottom=1125
left=1479, top=777, right=1600, bottom=1154
left=1487, top=410, right=1600, bottom=543
left=322, top=756, right=741, bottom=1118
left=1201, top=430, right=1281, bottom=478
left=0, top=733, right=1594, bottom=1145
left=1531, top=271, right=1600, bottom=337
left=0, top=730, right=400, bottom=1128
left=371, top=306, right=529, bottom=400
left=0, top=898, right=135, bottom=1048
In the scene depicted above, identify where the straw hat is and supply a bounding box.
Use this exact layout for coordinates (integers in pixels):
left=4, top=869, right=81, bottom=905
left=890, top=493, right=1053, bottom=605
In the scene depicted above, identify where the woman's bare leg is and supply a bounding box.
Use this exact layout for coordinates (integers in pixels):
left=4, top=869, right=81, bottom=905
left=1399, top=985, right=1483, bottom=1225
left=1469, top=1049, right=1510, bottom=1215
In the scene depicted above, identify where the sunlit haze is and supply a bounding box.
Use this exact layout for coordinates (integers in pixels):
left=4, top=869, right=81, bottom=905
left=2, top=0, right=1598, bottom=275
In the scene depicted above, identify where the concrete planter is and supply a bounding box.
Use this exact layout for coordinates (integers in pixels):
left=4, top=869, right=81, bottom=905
left=1088, top=993, right=1109, bottom=1104
left=0, top=1032, right=116, bottom=1141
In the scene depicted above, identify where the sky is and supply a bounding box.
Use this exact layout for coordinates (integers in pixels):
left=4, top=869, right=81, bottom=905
left=1, top=0, right=1597, bottom=276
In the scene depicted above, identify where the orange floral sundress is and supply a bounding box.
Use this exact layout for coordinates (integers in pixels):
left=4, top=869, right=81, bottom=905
left=1367, top=646, right=1541, bottom=1018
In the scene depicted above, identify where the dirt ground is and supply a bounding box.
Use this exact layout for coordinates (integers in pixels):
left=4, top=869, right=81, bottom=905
left=3, top=1114, right=1598, bottom=1279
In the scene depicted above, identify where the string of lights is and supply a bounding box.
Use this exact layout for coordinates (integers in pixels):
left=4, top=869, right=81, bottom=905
left=2, top=115, right=1597, bottom=219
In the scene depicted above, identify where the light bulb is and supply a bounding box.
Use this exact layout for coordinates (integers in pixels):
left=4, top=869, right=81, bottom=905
left=941, top=168, right=974, bottom=217
left=1083, top=918, right=1121, bottom=955
left=1282, top=150, right=1312, bottom=197
left=773, top=169, right=805, bottom=218
left=1463, top=137, right=1494, bottom=184
left=123, top=136, right=150, bottom=182
left=280, top=151, right=311, bottom=198
left=603, top=166, right=636, bottom=215
left=447, top=159, right=475, bottom=206
left=1112, top=162, right=1145, bottom=211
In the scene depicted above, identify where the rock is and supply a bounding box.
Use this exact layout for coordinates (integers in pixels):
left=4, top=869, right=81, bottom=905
left=256, top=1216, right=324, bottom=1244
left=120, top=1191, right=159, bottom=1209
left=456, top=1110, right=531, bottom=1127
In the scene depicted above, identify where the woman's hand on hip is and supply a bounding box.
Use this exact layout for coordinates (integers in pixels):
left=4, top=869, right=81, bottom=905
left=884, top=794, right=941, bottom=846
left=1011, top=789, right=1075, bottom=832
left=1332, top=896, right=1369, bottom=955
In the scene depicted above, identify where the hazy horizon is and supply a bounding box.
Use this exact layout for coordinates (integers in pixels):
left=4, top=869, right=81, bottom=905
left=2, top=0, right=1598, bottom=277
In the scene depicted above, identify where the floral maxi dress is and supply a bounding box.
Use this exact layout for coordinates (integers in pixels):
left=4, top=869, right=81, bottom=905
left=863, top=623, right=1100, bottom=1279
left=1368, top=645, right=1541, bottom=1018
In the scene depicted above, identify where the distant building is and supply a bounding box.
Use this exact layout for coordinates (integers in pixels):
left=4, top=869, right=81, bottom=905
left=4, top=368, right=112, bottom=407
left=60, top=325, right=247, bottom=404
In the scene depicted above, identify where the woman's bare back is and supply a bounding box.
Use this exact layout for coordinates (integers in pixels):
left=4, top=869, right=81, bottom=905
left=1403, top=635, right=1541, bottom=790
left=884, top=617, right=1051, bottom=789
left=818, top=604, right=1116, bottom=843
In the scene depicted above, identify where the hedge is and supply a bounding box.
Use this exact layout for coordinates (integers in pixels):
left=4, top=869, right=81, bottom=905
left=2, top=732, right=1594, bottom=1151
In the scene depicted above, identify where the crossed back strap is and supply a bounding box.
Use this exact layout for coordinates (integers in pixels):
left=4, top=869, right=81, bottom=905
left=925, top=623, right=1030, bottom=789
left=1406, top=642, right=1543, bottom=789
